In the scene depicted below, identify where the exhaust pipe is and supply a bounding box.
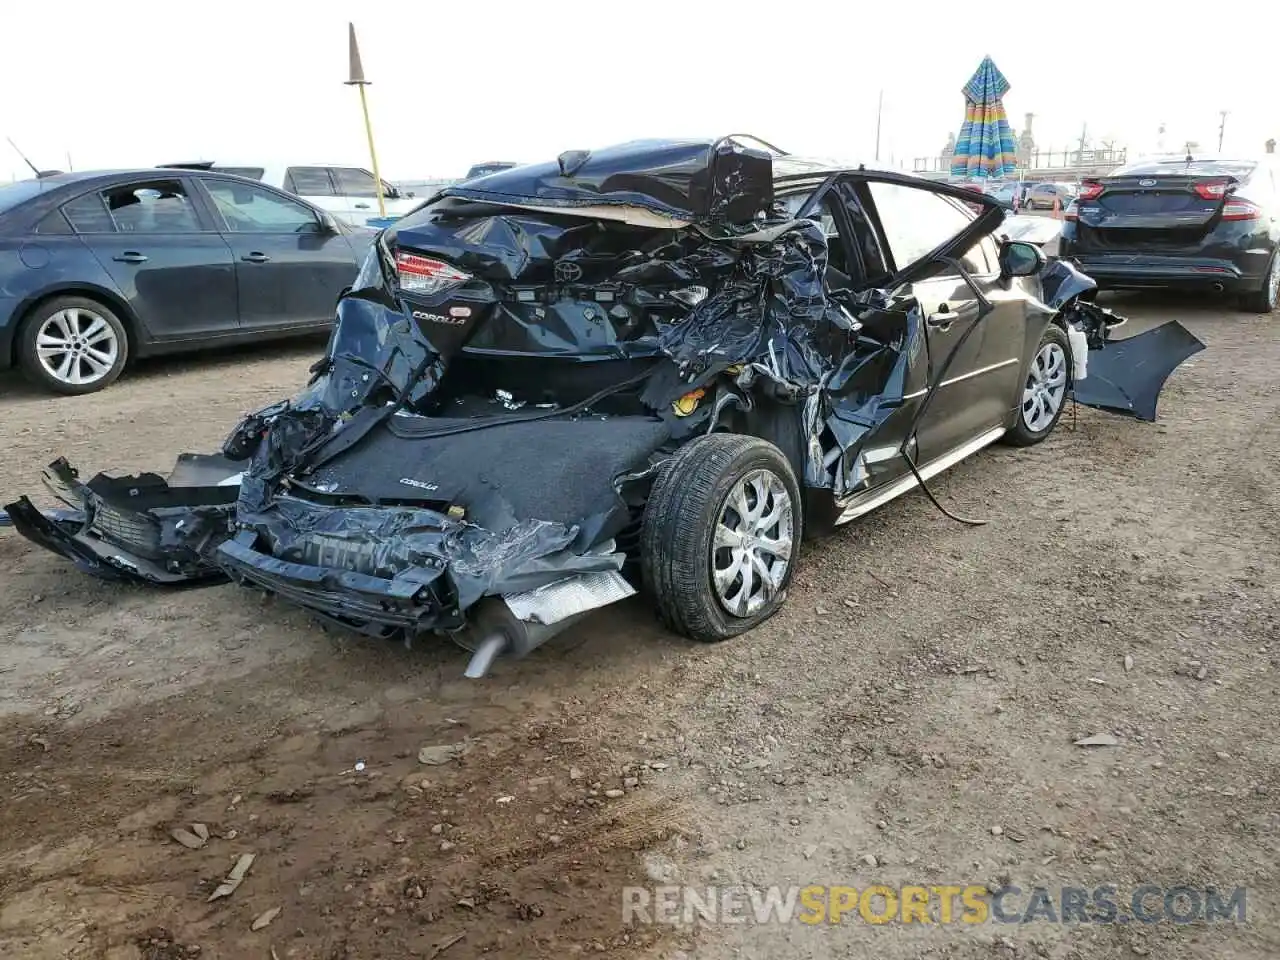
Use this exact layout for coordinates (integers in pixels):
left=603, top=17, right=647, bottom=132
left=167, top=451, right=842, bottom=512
left=463, top=633, right=508, bottom=679
left=460, top=598, right=591, bottom=679
left=1211, top=282, right=1224, bottom=293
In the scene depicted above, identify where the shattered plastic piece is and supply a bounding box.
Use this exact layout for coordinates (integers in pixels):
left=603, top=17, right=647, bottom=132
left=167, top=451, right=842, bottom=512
left=251, top=906, right=281, bottom=931
left=1074, top=733, right=1121, bottom=747
left=169, top=827, right=206, bottom=850
left=207, top=853, right=255, bottom=901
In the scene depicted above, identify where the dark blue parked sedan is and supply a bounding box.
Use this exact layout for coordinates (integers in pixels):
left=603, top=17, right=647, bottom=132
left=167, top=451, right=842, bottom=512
left=0, top=170, right=374, bottom=394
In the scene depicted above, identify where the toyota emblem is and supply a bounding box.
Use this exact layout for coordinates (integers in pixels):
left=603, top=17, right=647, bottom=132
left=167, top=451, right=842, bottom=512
left=554, top=261, right=583, bottom=282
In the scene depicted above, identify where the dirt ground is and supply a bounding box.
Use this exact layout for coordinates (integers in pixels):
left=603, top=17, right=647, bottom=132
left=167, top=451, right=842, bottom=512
left=1, top=295, right=1277, bottom=960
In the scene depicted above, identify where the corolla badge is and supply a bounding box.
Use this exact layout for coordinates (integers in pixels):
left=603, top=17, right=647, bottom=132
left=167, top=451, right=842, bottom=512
left=1138, top=179, right=1157, bottom=187
left=554, top=260, right=583, bottom=282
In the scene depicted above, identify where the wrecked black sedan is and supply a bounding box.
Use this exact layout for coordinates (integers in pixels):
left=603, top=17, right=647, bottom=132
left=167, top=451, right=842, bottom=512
left=5, top=137, right=1204, bottom=676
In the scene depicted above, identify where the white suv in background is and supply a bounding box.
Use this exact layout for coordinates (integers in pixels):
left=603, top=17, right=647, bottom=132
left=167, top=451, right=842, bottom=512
left=159, top=162, right=422, bottom=227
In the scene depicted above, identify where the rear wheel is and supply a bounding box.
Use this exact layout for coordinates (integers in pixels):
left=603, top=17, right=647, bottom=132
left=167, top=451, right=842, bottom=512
left=641, top=434, right=800, bottom=642
left=1238, top=251, right=1279, bottom=313
left=1003, top=324, right=1071, bottom=447
left=17, top=296, right=129, bottom=395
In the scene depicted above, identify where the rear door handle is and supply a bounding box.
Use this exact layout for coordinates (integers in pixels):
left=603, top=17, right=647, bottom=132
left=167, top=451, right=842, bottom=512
left=112, top=252, right=147, bottom=264
left=354, top=203, right=371, bottom=209
left=241, top=252, right=271, bottom=264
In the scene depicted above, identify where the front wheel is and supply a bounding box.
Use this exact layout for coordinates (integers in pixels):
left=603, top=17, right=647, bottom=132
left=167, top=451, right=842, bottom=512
left=1003, top=324, right=1071, bottom=447
left=641, top=434, right=801, bottom=642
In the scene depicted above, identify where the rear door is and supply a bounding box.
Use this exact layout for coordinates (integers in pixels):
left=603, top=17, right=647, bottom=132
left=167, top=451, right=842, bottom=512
left=197, top=178, right=359, bottom=330
left=62, top=177, right=239, bottom=341
left=1073, top=160, right=1260, bottom=252
left=858, top=178, right=1026, bottom=461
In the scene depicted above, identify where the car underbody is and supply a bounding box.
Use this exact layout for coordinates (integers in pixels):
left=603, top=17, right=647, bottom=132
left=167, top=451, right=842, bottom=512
left=3, top=137, right=1207, bottom=676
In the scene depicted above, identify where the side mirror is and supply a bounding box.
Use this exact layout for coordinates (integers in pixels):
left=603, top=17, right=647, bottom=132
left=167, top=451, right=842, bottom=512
left=316, top=212, right=340, bottom=234
left=999, top=239, right=1045, bottom=278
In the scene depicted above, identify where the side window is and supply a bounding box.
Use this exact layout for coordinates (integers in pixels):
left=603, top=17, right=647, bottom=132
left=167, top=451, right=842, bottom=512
left=103, top=181, right=203, bottom=234
left=35, top=209, right=74, bottom=235
left=201, top=179, right=320, bottom=233
left=865, top=182, right=975, bottom=273
left=62, top=193, right=116, bottom=233
left=332, top=167, right=379, bottom=197
left=285, top=167, right=336, bottom=196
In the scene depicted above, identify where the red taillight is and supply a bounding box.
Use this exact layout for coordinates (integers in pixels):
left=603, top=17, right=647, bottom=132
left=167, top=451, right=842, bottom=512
left=395, top=251, right=472, bottom=296
left=1193, top=180, right=1231, bottom=200
left=1064, top=203, right=1078, bottom=221
left=1078, top=180, right=1104, bottom=201
left=1221, top=197, right=1262, bottom=221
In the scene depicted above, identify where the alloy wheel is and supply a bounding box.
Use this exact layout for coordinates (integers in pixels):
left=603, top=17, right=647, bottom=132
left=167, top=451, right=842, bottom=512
left=1022, top=341, right=1068, bottom=433
left=35, top=307, right=120, bottom=387
left=712, top=469, right=795, bottom=617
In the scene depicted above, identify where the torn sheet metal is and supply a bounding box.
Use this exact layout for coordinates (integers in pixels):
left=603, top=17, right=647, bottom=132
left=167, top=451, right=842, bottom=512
left=439, top=137, right=777, bottom=225
left=503, top=570, right=637, bottom=625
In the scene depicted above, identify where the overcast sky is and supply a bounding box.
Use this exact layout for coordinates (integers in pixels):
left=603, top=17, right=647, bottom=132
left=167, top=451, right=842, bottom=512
left=3, top=1, right=1275, bottom=182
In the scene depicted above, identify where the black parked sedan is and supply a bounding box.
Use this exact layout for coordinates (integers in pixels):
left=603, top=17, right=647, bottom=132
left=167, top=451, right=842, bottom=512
left=1059, top=155, right=1280, bottom=311
left=0, top=170, right=374, bottom=394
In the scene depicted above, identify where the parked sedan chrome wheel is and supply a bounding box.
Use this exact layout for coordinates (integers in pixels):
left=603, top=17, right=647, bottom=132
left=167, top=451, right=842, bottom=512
left=17, top=296, right=129, bottom=395
left=642, top=434, right=801, bottom=642
left=1003, top=324, right=1072, bottom=447
left=1239, top=250, right=1280, bottom=313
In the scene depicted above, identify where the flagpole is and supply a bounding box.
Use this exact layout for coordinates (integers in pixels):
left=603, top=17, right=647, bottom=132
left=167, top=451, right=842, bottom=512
left=345, top=23, right=386, bottom=219
left=875, top=90, right=883, bottom=162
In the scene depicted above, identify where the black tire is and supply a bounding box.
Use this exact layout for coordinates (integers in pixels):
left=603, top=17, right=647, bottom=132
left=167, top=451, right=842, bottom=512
left=17, top=296, right=129, bottom=395
left=1002, top=324, right=1072, bottom=447
left=641, top=434, right=801, bottom=642
left=1237, top=250, right=1278, bottom=313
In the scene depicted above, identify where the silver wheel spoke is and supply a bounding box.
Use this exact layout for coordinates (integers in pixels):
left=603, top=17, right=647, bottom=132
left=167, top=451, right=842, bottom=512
left=714, top=524, right=746, bottom=552
left=81, top=317, right=110, bottom=343
left=81, top=350, right=112, bottom=375
left=52, top=310, right=75, bottom=339
left=55, top=353, right=74, bottom=380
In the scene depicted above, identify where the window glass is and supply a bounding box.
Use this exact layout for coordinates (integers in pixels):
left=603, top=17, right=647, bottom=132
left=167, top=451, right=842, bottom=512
left=866, top=182, right=974, bottom=271
left=102, top=181, right=203, bottom=233
left=332, top=167, right=379, bottom=197
left=35, top=209, right=73, bottom=235
left=285, top=167, right=336, bottom=196
left=202, top=179, right=319, bottom=233
left=62, top=192, right=116, bottom=233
